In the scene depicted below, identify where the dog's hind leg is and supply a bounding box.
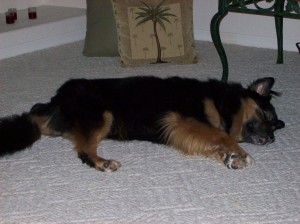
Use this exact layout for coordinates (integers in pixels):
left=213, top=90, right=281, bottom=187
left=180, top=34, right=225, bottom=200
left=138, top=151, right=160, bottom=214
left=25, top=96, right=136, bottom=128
left=65, top=111, right=121, bottom=172
left=160, top=112, right=254, bottom=169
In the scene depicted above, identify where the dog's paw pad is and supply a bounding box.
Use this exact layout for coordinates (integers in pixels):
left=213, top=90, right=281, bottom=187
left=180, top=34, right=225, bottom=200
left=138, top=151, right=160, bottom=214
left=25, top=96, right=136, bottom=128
left=225, top=153, right=254, bottom=170
left=97, top=160, right=121, bottom=172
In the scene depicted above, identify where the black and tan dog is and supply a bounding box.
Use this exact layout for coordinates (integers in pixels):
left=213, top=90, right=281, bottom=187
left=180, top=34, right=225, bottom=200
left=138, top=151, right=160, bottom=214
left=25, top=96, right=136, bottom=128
left=0, top=76, right=285, bottom=171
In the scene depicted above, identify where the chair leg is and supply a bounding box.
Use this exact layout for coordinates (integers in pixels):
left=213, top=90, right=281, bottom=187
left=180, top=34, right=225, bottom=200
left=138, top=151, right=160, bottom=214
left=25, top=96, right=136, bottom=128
left=274, top=0, right=285, bottom=64
left=275, top=15, right=283, bottom=64
left=296, top=42, right=300, bottom=54
left=210, top=2, right=229, bottom=82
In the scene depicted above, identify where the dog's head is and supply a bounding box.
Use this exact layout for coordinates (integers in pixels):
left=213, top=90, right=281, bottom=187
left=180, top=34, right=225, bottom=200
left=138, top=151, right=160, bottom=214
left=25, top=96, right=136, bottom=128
left=238, top=77, right=285, bottom=145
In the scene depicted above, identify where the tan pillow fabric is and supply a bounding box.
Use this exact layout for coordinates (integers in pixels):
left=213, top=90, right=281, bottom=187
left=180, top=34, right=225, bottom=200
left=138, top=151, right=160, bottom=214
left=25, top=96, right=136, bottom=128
left=110, top=0, right=198, bottom=66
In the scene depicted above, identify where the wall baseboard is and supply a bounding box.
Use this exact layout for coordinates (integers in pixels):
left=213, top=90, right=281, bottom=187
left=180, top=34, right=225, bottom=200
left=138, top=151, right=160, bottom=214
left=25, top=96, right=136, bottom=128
left=0, top=32, right=85, bottom=60
left=0, top=16, right=86, bottom=60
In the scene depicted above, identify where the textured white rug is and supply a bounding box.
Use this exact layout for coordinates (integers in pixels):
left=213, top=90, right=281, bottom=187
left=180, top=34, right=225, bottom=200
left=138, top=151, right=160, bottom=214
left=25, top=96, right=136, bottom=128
left=0, top=41, right=299, bottom=223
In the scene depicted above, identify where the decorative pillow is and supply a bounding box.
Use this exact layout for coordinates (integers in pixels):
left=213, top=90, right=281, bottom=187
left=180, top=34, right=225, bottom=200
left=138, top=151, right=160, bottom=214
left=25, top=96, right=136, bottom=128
left=110, top=0, right=198, bottom=66
left=82, top=0, right=119, bottom=57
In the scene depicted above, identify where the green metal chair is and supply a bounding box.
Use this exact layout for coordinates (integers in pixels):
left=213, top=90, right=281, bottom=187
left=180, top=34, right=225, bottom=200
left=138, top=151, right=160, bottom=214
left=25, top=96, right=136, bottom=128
left=210, top=0, right=300, bottom=82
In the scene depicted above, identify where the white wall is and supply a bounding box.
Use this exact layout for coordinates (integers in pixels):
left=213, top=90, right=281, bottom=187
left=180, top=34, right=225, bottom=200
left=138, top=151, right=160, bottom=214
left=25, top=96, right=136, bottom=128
left=1, top=0, right=299, bottom=52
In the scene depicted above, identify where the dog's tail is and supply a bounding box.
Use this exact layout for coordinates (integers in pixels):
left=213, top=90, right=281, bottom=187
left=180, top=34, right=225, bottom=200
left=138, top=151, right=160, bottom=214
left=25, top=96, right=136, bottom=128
left=0, top=103, right=51, bottom=156
left=0, top=113, right=41, bottom=156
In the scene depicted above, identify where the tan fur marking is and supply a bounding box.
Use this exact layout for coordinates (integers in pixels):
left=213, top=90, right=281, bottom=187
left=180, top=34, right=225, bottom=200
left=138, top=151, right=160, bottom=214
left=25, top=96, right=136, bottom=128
left=204, top=99, right=221, bottom=129
left=63, top=111, right=118, bottom=171
left=31, top=115, right=61, bottom=136
left=230, top=98, right=258, bottom=141
left=69, top=111, right=113, bottom=153
left=71, top=132, right=87, bottom=154
left=160, top=112, right=249, bottom=166
left=71, top=111, right=115, bottom=171
left=101, top=111, right=114, bottom=138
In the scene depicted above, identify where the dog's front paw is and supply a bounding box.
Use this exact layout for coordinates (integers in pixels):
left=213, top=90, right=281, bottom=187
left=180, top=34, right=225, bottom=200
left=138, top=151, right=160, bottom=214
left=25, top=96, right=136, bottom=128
left=225, top=153, right=254, bottom=169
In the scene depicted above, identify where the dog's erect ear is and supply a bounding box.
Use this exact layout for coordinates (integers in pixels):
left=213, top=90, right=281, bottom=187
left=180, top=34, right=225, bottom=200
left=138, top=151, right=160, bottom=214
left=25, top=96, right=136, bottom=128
left=248, top=77, right=275, bottom=96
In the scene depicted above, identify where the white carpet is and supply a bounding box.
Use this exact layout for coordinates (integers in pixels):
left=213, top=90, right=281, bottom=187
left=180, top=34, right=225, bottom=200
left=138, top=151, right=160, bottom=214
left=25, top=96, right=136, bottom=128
left=0, top=41, right=300, bottom=223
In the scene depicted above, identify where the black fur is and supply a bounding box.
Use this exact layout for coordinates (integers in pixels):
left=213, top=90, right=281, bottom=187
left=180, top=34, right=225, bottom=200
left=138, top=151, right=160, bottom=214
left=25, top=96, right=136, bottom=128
left=0, top=113, right=41, bottom=156
left=47, top=76, right=248, bottom=142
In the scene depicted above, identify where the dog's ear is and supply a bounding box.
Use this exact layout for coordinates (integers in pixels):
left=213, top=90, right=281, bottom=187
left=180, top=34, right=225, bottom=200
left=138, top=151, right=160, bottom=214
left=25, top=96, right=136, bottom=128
left=276, top=120, right=285, bottom=130
left=248, top=77, right=275, bottom=96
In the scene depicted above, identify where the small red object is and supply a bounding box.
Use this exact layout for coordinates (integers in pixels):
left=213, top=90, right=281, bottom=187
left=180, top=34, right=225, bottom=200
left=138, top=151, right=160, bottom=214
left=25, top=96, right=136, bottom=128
left=28, top=7, right=37, bottom=19
left=8, top=8, right=17, bottom=20
left=5, top=12, right=15, bottom=24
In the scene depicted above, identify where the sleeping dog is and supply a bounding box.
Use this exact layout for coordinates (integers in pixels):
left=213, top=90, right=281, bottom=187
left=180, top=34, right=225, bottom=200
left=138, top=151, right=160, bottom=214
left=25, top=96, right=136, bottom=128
left=0, top=76, right=285, bottom=171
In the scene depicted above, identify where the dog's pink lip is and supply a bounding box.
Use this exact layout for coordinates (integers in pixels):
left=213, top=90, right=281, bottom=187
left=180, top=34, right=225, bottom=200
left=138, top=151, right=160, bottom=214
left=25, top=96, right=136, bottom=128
left=256, top=136, right=274, bottom=145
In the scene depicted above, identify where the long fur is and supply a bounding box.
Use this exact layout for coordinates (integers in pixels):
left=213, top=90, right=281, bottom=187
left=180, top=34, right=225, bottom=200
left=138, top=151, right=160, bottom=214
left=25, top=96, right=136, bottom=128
left=0, top=113, right=41, bottom=156
left=0, top=76, right=284, bottom=171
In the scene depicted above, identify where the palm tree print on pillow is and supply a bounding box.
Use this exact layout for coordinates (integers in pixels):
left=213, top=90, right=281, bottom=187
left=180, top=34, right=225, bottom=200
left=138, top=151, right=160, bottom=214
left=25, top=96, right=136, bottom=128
left=128, top=0, right=183, bottom=63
